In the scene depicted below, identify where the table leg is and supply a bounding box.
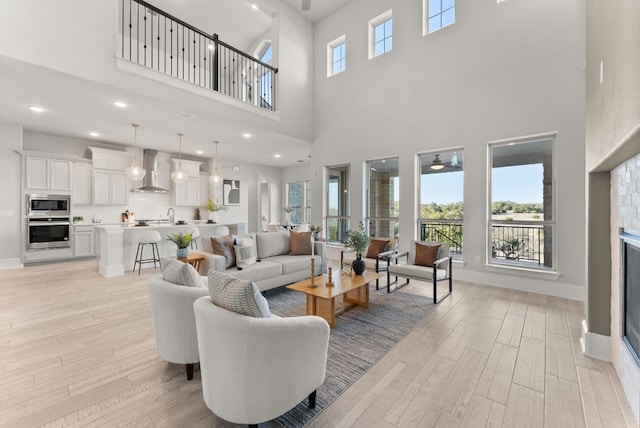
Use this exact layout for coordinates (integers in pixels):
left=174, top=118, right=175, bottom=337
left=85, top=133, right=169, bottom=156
left=307, top=296, right=336, bottom=328
left=343, top=282, right=370, bottom=308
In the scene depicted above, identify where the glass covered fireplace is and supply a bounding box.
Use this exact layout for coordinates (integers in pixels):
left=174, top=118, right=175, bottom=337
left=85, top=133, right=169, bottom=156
left=622, top=229, right=640, bottom=366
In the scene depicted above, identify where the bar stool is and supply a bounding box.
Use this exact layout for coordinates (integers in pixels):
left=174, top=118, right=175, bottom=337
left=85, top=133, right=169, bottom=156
left=190, top=227, right=200, bottom=250
left=133, top=230, right=162, bottom=275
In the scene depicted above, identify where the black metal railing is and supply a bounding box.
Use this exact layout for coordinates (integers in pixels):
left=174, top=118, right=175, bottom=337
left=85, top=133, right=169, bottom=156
left=326, top=217, right=351, bottom=244
left=491, top=223, right=544, bottom=265
left=419, top=219, right=463, bottom=257
left=119, top=0, right=278, bottom=111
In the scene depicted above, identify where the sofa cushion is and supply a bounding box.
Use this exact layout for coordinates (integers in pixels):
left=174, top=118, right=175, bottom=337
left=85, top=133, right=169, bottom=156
left=365, top=238, right=392, bottom=259
left=268, top=254, right=322, bottom=276
left=161, top=258, right=204, bottom=287
left=414, top=242, right=441, bottom=267
left=289, top=231, right=312, bottom=255
left=234, top=236, right=258, bottom=269
left=224, top=259, right=283, bottom=283
left=210, top=235, right=236, bottom=269
left=256, top=231, right=290, bottom=259
left=208, top=271, right=271, bottom=318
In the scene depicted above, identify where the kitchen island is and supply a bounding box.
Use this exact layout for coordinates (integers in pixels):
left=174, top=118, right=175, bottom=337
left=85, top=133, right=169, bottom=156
left=95, top=222, right=246, bottom=277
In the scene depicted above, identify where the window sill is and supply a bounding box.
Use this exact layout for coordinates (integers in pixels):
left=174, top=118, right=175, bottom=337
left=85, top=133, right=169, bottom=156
left=485, top=262, right=560, bottom=280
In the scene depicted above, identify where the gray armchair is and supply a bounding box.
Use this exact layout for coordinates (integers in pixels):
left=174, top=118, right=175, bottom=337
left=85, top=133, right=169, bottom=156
left=387, top=240, right=453, bottom=303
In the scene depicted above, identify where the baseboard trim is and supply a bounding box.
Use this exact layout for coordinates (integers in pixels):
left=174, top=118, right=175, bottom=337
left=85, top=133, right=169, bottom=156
left=0, top=258, right=23, bottom=270
left=581, top=319, right=611, bottom=361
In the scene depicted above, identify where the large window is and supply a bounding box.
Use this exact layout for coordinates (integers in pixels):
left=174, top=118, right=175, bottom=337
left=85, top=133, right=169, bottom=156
left=367, top=158, right=399, bottom=242
left=369, top=10, right=393, bottom=59
left=489, top=136, right=555, bottom=270
left=425, top=0, right=455, bottom=34
left=418, top=149, right=464, bottom=257
left=327, top=35, right=346, bottom=77
left=326, top=165, right=350, bottom=243
left=287, top=180, right=311, bottom=224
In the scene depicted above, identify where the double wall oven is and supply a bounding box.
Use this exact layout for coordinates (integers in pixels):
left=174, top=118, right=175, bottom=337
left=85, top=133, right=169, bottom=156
left=26, top=194, right=71, bottom=250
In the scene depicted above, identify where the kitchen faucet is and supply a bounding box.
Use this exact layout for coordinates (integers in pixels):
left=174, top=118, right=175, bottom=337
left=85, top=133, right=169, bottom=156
left=167, top=207, right=175, bottom=224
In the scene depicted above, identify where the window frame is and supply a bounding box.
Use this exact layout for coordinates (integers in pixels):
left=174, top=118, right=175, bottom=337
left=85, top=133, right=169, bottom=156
left=424, top=0, right=456, bottom=35
left=326, top=164, right=351, bottom=243
left=487, top=133, right=557, bottom=272
left=327, top=35, right=346, bottom=77
left=286, top=180, right=311, bottom=224
left=368, top=9, right=393, bottom=59
left=366, top=157, right=400, bottom=242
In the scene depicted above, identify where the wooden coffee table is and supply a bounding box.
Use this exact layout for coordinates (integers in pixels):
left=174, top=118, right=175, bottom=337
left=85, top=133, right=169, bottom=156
left=287, top=270, right=384, bottom=328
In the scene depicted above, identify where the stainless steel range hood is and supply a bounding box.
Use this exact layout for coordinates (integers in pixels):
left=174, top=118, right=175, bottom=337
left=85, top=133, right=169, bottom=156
left=131, top=149, right=169, bottom=193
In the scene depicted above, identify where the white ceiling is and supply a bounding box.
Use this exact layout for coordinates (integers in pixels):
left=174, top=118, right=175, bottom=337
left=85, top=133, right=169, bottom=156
left=0, top=0, right=352, bottom=167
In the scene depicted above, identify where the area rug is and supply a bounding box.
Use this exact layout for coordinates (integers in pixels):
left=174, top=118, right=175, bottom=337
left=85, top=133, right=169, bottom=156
left=264, top=285, right=438, bottom=427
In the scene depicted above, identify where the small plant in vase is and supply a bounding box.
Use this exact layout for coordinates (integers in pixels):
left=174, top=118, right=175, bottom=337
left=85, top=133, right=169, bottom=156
left=167, top=232, right=192, bottom=258
left=345, top=221, right=370, bottom=275
left=283, top=206, right=293, bottom=225
left=310, top=224, right=323, bottom=241
left=203, top=198, right=227, bottom=223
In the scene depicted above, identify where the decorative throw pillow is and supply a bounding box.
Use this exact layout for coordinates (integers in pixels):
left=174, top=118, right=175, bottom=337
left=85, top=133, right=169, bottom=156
left=161, top=258, right=203, bottom=287
left=210, top=235, right=236, bottom=269
left=289, top=230, right=313, bottom=255
left=208, top=270, right=271, bottom=318
left=234, top=237, right=258, bottom=269
left=414, top=242, right=441, bottom=267
left=365, top=238, right=392, bottom=259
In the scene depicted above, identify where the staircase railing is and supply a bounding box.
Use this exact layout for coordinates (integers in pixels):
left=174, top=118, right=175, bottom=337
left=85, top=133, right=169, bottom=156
left=119, top=0, right=278, bottom=111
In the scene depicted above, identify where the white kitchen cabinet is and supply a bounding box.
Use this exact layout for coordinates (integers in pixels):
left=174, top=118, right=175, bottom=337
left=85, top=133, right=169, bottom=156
left=25, top=155, right=73, bottom=192
left=171, top=159, right=202, bottom=207
left=73, top=225, right=96, bottom=257
left=90, top=147, right=132, bottom=206
left=73, top=162, right=92, bottom=205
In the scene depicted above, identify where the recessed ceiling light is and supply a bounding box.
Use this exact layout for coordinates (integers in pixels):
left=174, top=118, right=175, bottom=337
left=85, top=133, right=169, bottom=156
left=251, top=4, right=259, bottom=10
left=29, top=106, right=44, bottom=113
left=89, top=132, right=100, bottom=137
left=242, top=133, right=252, bottom=138
left=114, top=101, right=127, bottom=108
left=274, top=154, right=282, bottom=158
left=196, top=150, right=204, bottom=155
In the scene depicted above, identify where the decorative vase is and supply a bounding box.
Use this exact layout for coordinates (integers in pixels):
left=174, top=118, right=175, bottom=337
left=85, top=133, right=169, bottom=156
left=177, top=247, right=189, bottom=259
left=208, top=211, right=219, bottom=223
left=352, top=255, right=366, bottom=275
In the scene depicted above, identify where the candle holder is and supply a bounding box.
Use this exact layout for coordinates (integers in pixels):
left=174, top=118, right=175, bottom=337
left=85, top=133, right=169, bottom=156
left=326, top=266, right=334, bottom=286
left=308, top=258, right=318, bottom=288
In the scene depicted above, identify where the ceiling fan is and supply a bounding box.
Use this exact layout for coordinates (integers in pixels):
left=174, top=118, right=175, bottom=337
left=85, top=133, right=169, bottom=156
left=301, top=0, right=311, bottom=11
left=429, top=153, right=462, bottom=171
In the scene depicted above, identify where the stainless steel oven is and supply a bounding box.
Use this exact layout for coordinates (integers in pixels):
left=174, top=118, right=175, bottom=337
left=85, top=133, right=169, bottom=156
left=27, top=194, right=70, bottom=217
left=27, top=217, right=71, bottom=249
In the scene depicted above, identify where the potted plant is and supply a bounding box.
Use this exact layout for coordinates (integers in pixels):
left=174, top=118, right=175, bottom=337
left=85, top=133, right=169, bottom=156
left=72, top=216, right=84, bottom=224
left=203, top=198, right=227, bottom=223
left=310, top=224, right=323, bottom=241
left=167, top=232, right=192, bottom=258
left=345, top=221, right=370, bottom=275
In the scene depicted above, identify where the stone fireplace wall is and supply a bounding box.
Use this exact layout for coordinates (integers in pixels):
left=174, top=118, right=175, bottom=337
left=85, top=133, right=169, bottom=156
left=611, top=155, right=640, bottom=420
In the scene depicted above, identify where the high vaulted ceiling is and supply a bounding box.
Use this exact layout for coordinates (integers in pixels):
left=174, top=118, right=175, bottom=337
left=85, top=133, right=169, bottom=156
left=0, top=0, right=352, bottom=167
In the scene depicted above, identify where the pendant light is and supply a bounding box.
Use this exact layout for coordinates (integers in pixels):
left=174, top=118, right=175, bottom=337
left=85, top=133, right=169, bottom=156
left=125, top=123, right=146, bottom=181
left=171, top=133, right=188, bottom=183
left=209, top=140, right=222, bottom=185
left=430, top=154, right=445, bottom=170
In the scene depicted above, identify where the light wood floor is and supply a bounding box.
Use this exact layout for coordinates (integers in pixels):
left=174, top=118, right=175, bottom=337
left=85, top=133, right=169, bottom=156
left=0, top=259, right=636, bottom=427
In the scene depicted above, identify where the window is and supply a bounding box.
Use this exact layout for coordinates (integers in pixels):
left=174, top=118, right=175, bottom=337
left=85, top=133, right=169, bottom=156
left=418, top=149, right=464, bottom=257
left=287, top=180, right=311, bottom=224
left=327, top=35, right=346, bottom=77
left=425, top=0, right=455, bottom=34
left=369, top=10, right=392, bottom=59
left=489, top=136, right=555, bottom=270
left=367, top=158, right=399, bottom=242
left=326, top=165, right=350, bottom=243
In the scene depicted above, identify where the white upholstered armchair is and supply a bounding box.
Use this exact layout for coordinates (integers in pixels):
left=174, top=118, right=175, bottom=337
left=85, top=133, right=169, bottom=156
left=193, top=296, right=330, bottom=427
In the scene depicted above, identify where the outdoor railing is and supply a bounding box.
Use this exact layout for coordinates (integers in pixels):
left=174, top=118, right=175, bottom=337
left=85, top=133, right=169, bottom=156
left=419, top=219, right=463, bottom=257
left=326, top=216, right=351, bottom=244
left=490, top=222, right=544, bottom=265
left=119, top=0, right=278, bottom=111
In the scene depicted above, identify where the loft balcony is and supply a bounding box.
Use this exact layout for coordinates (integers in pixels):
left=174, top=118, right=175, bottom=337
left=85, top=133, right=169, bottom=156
left=118, top=0, right=278, bottom=111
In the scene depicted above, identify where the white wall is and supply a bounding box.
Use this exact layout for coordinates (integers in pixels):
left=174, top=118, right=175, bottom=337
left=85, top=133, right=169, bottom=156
left=310, top=0, right=587, bottom=298
left=0, top=123, right=24, bottom=268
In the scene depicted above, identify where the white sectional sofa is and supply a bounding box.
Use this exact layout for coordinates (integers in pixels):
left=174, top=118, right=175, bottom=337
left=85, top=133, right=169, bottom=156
left=193, top=230, right=326, bottom=292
